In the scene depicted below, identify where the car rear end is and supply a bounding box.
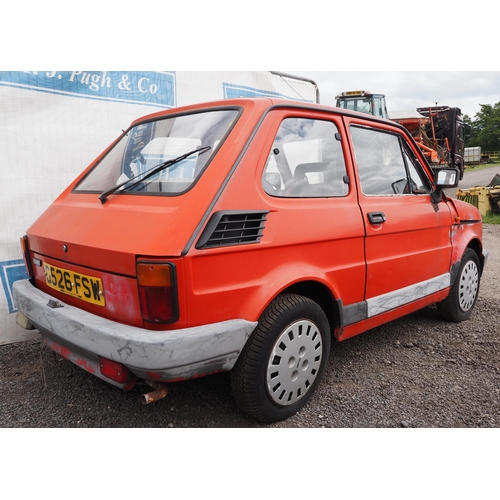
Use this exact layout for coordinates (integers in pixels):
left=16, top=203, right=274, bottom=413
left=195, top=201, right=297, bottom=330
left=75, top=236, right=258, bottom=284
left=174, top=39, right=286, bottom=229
left=13, top=99, right=267, bottom=390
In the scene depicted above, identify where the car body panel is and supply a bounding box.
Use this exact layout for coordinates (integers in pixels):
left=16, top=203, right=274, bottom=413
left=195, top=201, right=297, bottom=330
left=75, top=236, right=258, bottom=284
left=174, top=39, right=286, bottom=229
left=13, top=97, right=486, bottom=393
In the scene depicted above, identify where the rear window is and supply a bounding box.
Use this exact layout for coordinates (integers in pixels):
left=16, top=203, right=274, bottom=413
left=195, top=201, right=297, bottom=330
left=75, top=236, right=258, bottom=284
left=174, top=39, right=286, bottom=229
left=75, top=108, right=239, bottom=196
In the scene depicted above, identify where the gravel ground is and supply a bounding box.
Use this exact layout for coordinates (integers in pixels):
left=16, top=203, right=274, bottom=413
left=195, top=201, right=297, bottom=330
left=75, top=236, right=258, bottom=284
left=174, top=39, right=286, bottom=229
left=2, top=163, right=500, bottom=429
left=1, top=224, right=498, bottom=429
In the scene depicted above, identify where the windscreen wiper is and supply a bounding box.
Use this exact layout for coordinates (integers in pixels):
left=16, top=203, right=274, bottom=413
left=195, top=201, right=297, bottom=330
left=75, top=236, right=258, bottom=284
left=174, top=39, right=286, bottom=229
left=99, top=146, right=211, bottom=204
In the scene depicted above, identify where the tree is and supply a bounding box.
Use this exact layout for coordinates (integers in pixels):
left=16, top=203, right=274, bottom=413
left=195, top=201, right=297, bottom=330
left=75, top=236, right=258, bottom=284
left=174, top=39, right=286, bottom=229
left=466, top=102, right=500, bottom=151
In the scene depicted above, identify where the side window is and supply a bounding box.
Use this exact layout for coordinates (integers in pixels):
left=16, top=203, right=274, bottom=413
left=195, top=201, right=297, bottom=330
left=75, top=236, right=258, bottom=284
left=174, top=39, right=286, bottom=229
left=262, top=117, right=349, bottom=198
left=350, top=125, right=430, bottom=196
left=402, top=144, right=432, bottom=194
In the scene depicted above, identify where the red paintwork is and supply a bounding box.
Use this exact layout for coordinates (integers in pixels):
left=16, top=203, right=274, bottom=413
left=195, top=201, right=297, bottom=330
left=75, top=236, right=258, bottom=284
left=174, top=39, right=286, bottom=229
left=44, top=337, right=96, bottom=375
left=25, top=98, right=484, bottom=343
left=44, top=337, right=137, bottom=390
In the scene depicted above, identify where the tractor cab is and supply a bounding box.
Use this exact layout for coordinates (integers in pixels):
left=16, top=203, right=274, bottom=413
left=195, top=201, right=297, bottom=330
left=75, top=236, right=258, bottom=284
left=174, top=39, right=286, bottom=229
left=336, top=90, right=389, bottom=119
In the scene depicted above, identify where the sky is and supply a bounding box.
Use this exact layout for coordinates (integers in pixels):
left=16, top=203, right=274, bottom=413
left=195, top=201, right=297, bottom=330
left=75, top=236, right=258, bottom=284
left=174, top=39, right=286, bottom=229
left=3, top=2, right=497, bottom=123
left=285, top=71, right=500, bottom=120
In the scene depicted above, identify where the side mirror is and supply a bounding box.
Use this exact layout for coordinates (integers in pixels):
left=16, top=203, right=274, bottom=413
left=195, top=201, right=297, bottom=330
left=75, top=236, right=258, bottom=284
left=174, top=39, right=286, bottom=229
left=431, top=168, right=460, bottom=203
left=435, top=168, right=459, bottom=188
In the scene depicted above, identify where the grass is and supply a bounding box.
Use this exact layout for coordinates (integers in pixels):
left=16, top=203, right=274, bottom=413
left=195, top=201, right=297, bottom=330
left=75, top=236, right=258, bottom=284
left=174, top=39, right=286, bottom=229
left=465, top=159, right=500, bottom=171
left=482, top=212, right=500, bottom=224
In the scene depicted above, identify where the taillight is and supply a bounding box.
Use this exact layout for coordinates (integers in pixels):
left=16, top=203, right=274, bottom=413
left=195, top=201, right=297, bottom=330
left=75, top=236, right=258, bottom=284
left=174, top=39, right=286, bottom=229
left=137, top=261, right=178, bottom=324
left=20, top=235, right=34, bottom=279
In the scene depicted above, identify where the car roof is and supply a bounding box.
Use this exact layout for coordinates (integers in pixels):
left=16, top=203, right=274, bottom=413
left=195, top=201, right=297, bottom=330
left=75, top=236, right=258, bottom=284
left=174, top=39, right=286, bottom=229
left=130, top=97, right=400, bottom=130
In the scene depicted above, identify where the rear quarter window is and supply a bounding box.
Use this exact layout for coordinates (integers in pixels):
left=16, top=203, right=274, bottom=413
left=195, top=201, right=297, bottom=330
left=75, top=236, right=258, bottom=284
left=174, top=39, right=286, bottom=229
left=262, top=117, right=349, bottom=198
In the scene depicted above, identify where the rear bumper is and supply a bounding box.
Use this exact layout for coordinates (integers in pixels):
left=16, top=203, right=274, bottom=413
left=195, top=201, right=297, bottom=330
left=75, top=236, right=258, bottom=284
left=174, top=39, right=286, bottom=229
left=12, top=279, right=256, bottom=384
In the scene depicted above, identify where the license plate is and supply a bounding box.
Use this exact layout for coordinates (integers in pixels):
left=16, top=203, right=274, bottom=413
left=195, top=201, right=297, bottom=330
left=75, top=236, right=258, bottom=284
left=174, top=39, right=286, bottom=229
left=44, top=263, right=105, bottom=306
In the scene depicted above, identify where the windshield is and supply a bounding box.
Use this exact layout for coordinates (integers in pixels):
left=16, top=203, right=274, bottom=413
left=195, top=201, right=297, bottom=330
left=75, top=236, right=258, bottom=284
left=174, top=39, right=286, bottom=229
left=75, top=108, right=239, bottom=196
left=337, top=97, right=372, bottom=114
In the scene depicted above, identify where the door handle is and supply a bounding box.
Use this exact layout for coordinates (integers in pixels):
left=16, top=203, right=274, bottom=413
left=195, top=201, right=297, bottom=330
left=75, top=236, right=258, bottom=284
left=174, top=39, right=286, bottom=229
left=368, top=212, right=386, bottom=224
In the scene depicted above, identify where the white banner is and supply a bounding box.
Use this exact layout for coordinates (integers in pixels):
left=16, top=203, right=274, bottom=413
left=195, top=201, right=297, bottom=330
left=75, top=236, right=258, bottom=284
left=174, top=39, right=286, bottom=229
left=0, top=71, right=317, bottom=345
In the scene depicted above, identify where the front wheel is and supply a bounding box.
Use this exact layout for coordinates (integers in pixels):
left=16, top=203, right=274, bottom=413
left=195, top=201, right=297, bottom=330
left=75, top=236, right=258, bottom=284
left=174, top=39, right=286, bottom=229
left=231, top=294, right=331, bottom=423
left=437, top=248, right=480, bottom=322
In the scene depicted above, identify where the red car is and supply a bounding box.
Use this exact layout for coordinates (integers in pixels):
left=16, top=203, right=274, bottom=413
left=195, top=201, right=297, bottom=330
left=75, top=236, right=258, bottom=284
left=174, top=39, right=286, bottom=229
left=14, top=98, right=487, bottom=422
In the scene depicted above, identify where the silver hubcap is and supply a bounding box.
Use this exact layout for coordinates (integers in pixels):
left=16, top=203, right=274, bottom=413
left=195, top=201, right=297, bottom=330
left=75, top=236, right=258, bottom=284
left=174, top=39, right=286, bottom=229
left=459, top=259, right=479, bottom=312
left=266, top=319, right=323, bottom=406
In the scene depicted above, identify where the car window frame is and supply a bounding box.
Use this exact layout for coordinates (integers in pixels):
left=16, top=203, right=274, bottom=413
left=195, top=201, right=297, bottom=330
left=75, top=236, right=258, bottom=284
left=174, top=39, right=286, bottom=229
left=261, top=115, right=349, bottom=199
left=349, top=123, right=432, bottom=197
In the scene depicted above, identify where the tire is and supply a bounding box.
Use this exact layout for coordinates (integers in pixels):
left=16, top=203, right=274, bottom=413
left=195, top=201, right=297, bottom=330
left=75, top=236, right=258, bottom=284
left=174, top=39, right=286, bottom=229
left=231, top=293, right=331, bottom=423
left=437, top=248, right=480, bottom=322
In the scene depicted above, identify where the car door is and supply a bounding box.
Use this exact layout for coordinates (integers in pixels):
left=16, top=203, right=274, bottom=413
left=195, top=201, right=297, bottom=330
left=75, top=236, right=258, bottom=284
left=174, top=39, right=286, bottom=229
left=252, top=110, right=367, bottom=309
left=345, top=118, right=454, bottom=316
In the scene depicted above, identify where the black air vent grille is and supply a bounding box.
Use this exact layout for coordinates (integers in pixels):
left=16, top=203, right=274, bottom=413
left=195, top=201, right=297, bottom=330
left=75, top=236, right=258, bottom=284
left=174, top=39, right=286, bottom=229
left=196, top=211, right=269, bottom=249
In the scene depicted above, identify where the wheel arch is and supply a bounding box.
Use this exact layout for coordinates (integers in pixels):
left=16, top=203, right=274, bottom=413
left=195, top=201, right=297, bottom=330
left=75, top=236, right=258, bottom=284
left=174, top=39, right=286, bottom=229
left=438, top=246, right=481, bottom=322
left=275, top=280, right=339, bottom=334
left=450, top=218, right=485, bottom=273
left=466, top=237, right=486, bottom=276
left=449, top=236, right=483, bottom=288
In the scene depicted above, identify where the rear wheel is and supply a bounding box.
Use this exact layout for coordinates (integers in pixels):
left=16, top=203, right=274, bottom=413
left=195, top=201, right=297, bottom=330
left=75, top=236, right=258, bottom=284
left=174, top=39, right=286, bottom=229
left=231, top=294, right=331, bottom=423
left=437, top=248, right=480, bottom=322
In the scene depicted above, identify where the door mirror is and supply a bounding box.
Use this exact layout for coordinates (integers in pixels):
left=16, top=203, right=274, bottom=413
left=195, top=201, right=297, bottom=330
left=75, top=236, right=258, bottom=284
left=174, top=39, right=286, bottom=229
left=435, top=168, right=459, bottom=188
left=432, top=168, right=460, bottom=203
